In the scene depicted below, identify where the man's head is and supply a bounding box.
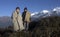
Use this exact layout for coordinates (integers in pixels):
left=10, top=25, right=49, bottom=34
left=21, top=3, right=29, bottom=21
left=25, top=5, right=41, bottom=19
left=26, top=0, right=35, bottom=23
left=24, top=7, right=27, bottom=12
left=16, top=7, right=20, bottom=13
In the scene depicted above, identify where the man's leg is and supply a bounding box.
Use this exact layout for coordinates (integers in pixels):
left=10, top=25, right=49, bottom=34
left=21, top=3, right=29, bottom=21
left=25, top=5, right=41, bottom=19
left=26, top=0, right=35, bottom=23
left=26, top=22, right=29, bottom=31
left=24, top=21, right=27, bottom=30
left=24, top=21, right=29, bottom=31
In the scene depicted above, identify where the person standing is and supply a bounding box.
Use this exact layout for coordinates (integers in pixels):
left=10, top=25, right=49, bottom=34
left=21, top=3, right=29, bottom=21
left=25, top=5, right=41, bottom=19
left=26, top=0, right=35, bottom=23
left=22, top=7, right=31, bottom=31
left=11, top=7, right=24, bottom=32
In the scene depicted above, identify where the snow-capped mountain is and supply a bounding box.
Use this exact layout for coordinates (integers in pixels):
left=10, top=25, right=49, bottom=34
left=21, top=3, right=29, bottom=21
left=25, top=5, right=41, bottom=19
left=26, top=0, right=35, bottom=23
left=52, top=7, right=60, bottom=16
left=40, top=10, right=51, bottom=17
left=31, top=12, right=39, bottom=16
left=31, top=10, right=51, bottom=21
left=53, top=7, right=60, bottom=12
left=31, top=7, right=60, bottom=21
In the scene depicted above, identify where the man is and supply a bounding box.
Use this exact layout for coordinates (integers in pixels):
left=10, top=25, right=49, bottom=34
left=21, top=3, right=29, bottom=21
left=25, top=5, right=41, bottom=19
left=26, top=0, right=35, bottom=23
left=22, top=7, right=31, bottom=31
left=11, top=7, right=24, bottom=32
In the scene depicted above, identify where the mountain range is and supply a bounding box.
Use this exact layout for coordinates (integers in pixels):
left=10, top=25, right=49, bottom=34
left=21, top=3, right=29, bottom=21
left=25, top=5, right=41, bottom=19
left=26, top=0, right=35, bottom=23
left=31, top=7, right=60, bottom=21
left=0, top=16, right=12, bottom=28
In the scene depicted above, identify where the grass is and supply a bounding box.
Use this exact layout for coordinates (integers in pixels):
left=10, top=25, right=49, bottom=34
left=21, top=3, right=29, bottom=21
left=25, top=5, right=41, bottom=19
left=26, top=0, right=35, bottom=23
left=0, top=16, right=60, bottom=37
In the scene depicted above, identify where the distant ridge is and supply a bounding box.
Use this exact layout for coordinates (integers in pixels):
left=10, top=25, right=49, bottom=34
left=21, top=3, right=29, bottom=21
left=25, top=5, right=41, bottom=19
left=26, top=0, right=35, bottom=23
left=0, top=16, right=12, bottom=28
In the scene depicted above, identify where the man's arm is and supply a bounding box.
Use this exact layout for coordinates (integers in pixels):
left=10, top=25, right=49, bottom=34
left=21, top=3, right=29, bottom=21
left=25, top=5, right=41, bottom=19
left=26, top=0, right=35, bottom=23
left=11, top=13, right=13, bottom=19
left=11, top=12, right=16, bottom=22
left=22, top=12, right=25, bottom=21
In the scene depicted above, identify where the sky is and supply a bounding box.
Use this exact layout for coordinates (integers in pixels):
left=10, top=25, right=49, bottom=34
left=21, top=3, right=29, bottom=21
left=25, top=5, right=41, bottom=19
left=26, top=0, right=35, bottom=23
left=0, top=0, right=60, bottom=16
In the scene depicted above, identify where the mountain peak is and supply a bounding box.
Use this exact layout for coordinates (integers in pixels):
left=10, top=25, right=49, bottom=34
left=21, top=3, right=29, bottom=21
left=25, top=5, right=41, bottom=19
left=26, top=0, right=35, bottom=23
left=53, top=7, right=60, bottom=12
left=41, top=10, right=50, bottom=14
left=31, top=12, right=39, bottom=16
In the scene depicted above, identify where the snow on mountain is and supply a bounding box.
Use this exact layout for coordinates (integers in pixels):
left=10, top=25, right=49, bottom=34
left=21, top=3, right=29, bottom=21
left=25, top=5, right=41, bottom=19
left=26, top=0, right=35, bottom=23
left=31, top=10, right=50, bottom=16
left=31, top=10, right=50, bottom=21
left=41, top=10, right=51, bottom=16
left=53, top=7, right=60, bottom=12
left=52, top=7, right=60, bottom=16
left=31, top=7, right=60, bottom=21
left=31, top=12, right=39, bottom=16
left=31, top=12, right=40, bottom=21
left=41, top=10, right=49, bottom=14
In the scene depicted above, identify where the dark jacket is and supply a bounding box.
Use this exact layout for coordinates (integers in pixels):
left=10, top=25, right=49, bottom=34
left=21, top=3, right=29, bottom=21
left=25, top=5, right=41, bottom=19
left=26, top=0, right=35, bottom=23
left=22, top=11, right=31, bottom=22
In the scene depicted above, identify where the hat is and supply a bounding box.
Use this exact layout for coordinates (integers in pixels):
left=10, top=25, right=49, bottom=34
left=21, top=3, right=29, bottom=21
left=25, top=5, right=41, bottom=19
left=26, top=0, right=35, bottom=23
left=16, top=7, right=20, bottom=10
left=24, top=7, right=27, bottom=10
